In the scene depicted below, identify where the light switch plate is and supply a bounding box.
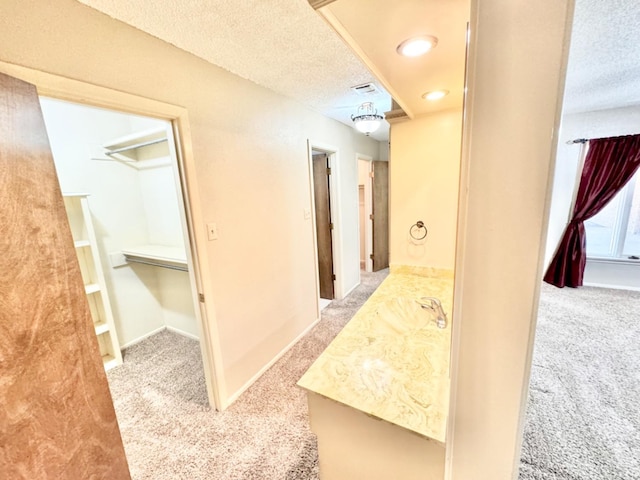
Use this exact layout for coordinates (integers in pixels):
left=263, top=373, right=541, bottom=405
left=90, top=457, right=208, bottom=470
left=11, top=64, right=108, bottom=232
left=207, top=222, right=218, bottom=240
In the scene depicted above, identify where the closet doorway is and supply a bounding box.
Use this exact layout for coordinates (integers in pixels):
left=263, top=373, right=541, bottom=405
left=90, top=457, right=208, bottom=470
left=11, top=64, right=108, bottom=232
left=39, top=97, right=211, bottom=405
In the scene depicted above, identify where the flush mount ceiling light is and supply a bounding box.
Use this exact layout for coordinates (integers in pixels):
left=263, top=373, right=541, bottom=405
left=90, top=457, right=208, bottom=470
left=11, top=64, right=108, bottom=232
left=422, top=89, right=449, bottom=101
left=351, top=102, right=384, bottom=136
left=396, top=35, right=438, bottom=57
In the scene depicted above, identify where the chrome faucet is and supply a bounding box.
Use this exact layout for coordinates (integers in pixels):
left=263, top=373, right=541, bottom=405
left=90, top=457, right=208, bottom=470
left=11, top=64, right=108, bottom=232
left=416, top=297, right=447, bottom=329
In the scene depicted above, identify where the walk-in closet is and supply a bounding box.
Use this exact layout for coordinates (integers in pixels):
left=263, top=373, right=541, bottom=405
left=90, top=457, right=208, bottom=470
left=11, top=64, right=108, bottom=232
left=40, top=97, right=207, bottom=397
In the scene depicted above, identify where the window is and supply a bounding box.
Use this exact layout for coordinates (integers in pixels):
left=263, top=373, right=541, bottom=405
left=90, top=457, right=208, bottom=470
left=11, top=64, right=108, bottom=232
left=585, top=170, right=640, bottom=259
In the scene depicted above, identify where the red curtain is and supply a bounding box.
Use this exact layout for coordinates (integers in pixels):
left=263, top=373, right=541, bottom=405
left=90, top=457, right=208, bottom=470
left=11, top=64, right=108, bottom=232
left=544, top=134, right=640, bottom=288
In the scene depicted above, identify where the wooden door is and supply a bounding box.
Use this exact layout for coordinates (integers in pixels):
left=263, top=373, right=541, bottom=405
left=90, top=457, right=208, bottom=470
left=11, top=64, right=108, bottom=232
left=312, top=153, right=334, bottom=299
left=372, top=161, right=389, bottom=271
left=0, top=73, right=131, bottom=479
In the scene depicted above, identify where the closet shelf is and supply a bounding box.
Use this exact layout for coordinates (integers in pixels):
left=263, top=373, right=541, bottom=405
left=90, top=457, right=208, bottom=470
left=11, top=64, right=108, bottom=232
left=102, top=127, right=168, bottom=165
left=95, top=323, right=110, bottom=335
left=122, top=245, right=188, bottom=272
left=102, top=354, right=119, bottom=371
left=85, top=283, right=101, bottom=295
left=62, top=192, right=91, bottom=197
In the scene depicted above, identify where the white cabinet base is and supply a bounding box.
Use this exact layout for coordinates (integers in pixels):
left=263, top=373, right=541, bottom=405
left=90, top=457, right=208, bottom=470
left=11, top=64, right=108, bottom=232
left=307, top=392, right=445, bottom=480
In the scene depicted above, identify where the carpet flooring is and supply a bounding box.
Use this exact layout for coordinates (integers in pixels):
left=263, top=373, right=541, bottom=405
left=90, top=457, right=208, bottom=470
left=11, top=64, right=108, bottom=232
left=519, top=283, right=640, bottom=480
left=107, top=274, right=636, bottom=479
left=107, top=269, right=388, bottom=480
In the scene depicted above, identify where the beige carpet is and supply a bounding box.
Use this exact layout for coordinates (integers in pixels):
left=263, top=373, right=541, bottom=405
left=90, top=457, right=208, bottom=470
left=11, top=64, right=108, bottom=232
left=107, top=269, right=388, bottom=480
left=519, top=283, right=640, bottom=479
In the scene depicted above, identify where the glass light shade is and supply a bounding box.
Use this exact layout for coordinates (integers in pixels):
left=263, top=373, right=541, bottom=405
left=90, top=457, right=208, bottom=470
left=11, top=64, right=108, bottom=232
left=351, top=102, right=384, bottom=136
left=422, top=89, right=449, bottom=101
left=354, top=118, right=382, bottom=135
left=396, top=35, right=438, bottom=57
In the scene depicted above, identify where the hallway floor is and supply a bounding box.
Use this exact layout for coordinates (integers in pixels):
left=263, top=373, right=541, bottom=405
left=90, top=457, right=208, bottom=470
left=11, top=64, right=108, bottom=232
left=107, top=269, right=388, bottom=479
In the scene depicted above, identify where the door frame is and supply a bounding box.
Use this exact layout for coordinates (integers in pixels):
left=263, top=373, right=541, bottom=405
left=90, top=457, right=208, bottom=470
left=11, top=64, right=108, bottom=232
left=307, top=140, right=343, bottom=309
left=356, top=153, right=373, bottom=275
left=0, top=61, right=226, bottom=410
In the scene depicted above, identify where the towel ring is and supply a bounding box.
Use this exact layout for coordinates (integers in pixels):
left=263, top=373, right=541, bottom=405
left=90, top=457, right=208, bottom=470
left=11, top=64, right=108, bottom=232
left=410, top=221, right=428, bottom=240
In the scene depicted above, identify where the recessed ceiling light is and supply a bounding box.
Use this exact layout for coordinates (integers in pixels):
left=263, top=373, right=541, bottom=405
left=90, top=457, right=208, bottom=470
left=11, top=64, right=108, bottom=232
left=422, top=90, right=449, bottom=101
left=396, top=35, right=438, bottom=57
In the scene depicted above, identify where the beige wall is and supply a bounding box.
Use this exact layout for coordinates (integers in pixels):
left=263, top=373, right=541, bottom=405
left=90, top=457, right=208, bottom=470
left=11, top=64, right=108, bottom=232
left=389, top=109, right=463, bottom=271
left=448, top=0, right=573, bottom=478
left=0, top=0, right=379, bottom=406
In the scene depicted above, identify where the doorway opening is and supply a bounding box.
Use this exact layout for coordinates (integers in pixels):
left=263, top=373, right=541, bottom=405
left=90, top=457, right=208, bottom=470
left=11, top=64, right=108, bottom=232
left=371, top=160, right=389, bottom=272
left=38, top=97, right=214, bottom=424
left=357, top=155, right=389, bottom=274
left=358, top=155, right=373, bottom=273
left=308, top=141, right=342, bottom=312
left=521, top=1, right=640, bottom=472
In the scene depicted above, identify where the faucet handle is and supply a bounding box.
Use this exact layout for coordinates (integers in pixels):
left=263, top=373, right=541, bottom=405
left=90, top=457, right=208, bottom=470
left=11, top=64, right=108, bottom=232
left=417, top=296, right=447, bottom=329
left=420, top=296, right=441, bottom=307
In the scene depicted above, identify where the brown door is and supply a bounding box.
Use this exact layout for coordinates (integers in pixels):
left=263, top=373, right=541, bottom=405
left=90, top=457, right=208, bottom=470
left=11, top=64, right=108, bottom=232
left=372, top=161, right=389, bottom=271
left=0, top=73, right=130, bottom=479
left=312, top=153, right=334, bottom=299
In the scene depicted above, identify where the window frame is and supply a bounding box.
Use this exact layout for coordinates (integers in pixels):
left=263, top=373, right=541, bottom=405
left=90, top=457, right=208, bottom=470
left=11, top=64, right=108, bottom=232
left=585, top=171, right=640, bottom=261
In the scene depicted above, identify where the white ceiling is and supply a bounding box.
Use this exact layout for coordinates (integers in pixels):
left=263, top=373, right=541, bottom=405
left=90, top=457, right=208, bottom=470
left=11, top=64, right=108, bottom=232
left=77, top=0, right=640, bottom=140
left=322, top=0, right=469, bottom=119
left=77, top=0, right=393, bottom=141
left=561, top=0, right=640, bottom=114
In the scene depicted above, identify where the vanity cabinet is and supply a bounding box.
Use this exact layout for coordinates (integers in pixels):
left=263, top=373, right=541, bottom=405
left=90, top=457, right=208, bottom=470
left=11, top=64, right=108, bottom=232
left=298, top=268, right=454, bottom=479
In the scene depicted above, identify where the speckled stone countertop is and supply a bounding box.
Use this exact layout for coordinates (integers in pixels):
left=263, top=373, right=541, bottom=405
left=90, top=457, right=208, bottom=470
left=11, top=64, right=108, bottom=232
left=298, top=268, right=453, bottom=445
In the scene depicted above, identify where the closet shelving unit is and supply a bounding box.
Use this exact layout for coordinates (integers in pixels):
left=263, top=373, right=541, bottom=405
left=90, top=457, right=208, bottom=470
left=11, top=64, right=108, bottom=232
left=103, top=127, right=189, bottom=272
left=102, top=127, right=170, bottom=169
left=63, top=193, right=123, bottom=371
left=121, top=245, right=188, bottom=272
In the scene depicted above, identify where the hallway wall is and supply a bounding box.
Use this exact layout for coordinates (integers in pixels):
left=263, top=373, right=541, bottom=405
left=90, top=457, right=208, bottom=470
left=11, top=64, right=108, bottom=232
left=0, top=0, right=379, bottom=404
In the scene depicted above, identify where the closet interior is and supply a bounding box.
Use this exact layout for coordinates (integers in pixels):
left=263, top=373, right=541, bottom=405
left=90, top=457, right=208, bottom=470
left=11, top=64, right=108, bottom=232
left=40, top=97, right=204, bottom=379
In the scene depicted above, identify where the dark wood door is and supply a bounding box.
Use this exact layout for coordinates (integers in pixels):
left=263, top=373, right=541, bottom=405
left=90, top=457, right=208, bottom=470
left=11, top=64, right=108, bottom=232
left=312, top=153, right=334, bottom=299
left=372, top=161, right=389, bottom=271
left=0, top=73, right=131, bottom=479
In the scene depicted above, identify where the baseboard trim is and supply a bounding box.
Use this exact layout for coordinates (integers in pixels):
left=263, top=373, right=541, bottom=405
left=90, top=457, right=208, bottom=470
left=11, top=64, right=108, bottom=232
left=342, top=280, right=360, bottom=298
left=223, top=316, right=321, bottom=408
left=120, top=326, right=166, bottom=349
left=166, top=325, right=200, bottom=341
left=583, top=282, right=640, bottom=292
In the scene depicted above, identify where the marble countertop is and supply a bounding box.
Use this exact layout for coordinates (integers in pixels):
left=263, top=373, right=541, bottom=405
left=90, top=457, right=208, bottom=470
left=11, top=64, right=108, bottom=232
left=298, top=269, right=453, bottom=445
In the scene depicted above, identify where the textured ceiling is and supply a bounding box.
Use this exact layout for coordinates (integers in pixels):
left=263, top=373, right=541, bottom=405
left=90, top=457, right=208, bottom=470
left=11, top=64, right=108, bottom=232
left=563, top=0, right=640, bottom=113
left=77, top=0, right=392, bottom=140
left=77, top=0, right=639, bottom=140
